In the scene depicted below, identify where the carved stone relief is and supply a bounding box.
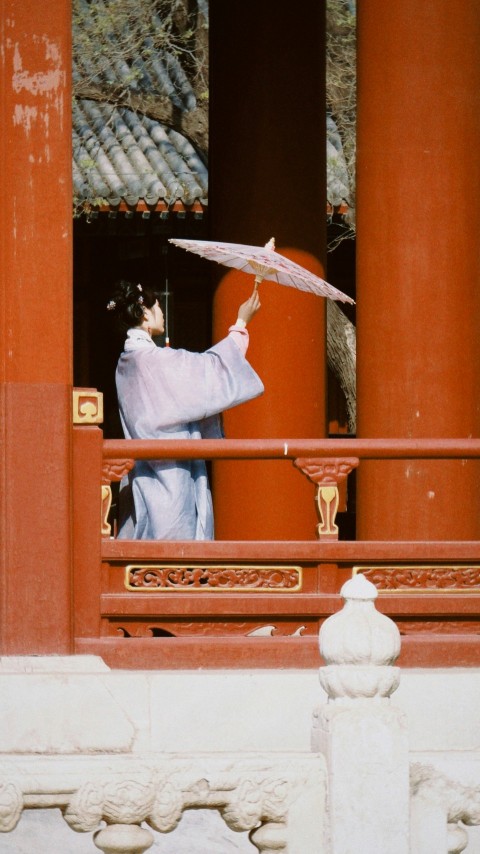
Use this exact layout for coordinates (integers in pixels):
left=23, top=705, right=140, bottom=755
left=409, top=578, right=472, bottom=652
left=411, top=763, right=480, bottom=854
left=0, top=780, right=23, bottom=832
left=0, top=754, right=324, bottom=854
left=63, top=768, right=184, bottom=833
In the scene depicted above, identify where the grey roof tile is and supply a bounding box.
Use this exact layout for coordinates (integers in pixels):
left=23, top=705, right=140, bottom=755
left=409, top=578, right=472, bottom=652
left=73, top=99, right=207, bottom=209
left=72, top=1, right=343, bottom=215
left=72, top=0, right=207, bottom=210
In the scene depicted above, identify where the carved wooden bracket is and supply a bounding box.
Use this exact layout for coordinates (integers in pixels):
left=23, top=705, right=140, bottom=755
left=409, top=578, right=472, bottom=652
left=293, top=457, right=359, bottom=540
left=101, top=459, right=135, bottom=538
left=102, top=459, right=135, bottom=485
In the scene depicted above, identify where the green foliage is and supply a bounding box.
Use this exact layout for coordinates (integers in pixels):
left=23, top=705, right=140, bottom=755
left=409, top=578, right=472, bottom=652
left=72, top=0, right=209, bottom=107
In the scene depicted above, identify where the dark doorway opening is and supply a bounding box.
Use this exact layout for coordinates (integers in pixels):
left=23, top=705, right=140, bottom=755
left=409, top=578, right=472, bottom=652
left=73, top=211, right=211, bottom=437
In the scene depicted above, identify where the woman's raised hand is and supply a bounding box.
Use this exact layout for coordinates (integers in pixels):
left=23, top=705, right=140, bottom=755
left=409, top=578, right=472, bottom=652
left=237, top=289, right=261, bottom=325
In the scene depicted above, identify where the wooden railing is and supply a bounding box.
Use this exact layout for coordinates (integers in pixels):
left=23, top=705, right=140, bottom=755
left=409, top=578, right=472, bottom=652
left=72, top=428, right=480, bottom=669
left=102, top=436, right=480, bottom=460
left=102, top=436, right=480, bottom=540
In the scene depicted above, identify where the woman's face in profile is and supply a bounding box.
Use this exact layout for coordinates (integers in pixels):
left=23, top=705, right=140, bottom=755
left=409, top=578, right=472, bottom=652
left=149, top=300, right=165, bottom=336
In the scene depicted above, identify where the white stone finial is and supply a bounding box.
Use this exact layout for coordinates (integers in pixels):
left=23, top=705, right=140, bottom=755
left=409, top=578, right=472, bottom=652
left=319, top=572, right=401, bottom=700
left=340, top=573, right=378, bottom=601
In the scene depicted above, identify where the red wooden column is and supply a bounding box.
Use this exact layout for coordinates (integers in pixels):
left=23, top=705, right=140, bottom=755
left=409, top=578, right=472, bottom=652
left=0, top=2, right=73, bottom=651
left=355, top=0, right=480, bottom=541
left=210, top=0, right=327, bottom=540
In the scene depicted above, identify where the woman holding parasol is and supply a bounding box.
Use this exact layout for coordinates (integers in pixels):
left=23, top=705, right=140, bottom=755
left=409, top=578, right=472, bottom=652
left=106, top=279, right=263, bottom=540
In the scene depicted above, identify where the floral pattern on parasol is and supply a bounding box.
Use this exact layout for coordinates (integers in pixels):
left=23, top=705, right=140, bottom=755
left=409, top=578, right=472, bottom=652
left=169, top=237, right=354, bottom=303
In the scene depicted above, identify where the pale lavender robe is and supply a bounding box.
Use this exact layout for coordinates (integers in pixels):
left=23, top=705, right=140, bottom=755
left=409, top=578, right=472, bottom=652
left=115, top=328, right=264, bottom=540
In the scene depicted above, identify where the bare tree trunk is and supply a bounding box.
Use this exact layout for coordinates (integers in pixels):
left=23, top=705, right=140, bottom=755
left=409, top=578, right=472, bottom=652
left=327, top=300, right=356, bottom=432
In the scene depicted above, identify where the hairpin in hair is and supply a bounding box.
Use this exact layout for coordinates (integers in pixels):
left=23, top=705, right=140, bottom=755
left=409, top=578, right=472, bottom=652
left=106, top=300, right=116, bottom=311
left=138, top=296, right=144, bottom=305
left=137, top=284, right=143, bottom=292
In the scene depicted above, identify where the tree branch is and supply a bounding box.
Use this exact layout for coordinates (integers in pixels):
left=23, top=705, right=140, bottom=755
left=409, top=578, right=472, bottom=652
left=74, top=86, right=208, bottom=157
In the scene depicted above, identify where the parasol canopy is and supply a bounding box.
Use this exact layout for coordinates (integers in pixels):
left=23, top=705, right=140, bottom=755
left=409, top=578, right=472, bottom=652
left=169, top=237, right=355, bottom=303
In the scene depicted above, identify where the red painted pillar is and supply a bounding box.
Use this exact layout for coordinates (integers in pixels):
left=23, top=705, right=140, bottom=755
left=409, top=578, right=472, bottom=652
left=210, top=0, right=327, bottom=540
left=0, top=2, right=73, bottom=650
left=356, top=0, right=480, bottom=539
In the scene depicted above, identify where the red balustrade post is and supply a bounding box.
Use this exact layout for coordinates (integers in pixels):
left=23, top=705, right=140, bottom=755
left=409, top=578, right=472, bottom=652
left=72, top=424, right=104, bottom=642
left=0, top=0, right=73, bottom=652
left=356, top=0, right=480, bottom=539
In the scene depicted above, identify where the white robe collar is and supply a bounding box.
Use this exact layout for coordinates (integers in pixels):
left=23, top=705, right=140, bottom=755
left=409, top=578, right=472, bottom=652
left=124, top=328, right=156, bottom=351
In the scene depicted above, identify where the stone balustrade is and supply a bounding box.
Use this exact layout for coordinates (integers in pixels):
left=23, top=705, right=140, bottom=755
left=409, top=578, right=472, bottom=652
left=1, top=578, right=480, bottom=851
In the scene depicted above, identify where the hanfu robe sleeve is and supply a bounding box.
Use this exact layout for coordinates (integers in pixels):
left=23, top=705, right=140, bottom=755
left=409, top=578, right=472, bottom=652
left=116, top=333, right=263, bottom=440
left=228, top=323, right=249, bottom=356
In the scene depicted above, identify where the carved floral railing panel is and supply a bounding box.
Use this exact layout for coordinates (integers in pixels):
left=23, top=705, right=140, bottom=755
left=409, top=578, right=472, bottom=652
left=355, top=565, right=480, bottom=592
left=125, top=564, right=302, bottom=591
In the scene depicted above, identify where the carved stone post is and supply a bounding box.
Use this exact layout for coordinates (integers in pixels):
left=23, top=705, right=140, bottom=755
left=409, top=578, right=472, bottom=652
left=93, top=824, right=154, bottom=854
left=312, top=574, right=409, bottom=853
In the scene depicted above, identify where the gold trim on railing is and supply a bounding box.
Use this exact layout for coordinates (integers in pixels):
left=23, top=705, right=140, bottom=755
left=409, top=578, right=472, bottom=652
left=73, top=389, right=103, bottom=424
left=353, top=565, right=480, bottom=593
left=124, top=564, right=303, bottom=592
left=101, top=485, right=113, bottom=537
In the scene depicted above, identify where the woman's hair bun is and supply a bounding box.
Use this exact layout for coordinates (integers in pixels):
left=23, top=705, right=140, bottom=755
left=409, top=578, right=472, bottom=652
left=106, top=280, right=158, bottom=331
